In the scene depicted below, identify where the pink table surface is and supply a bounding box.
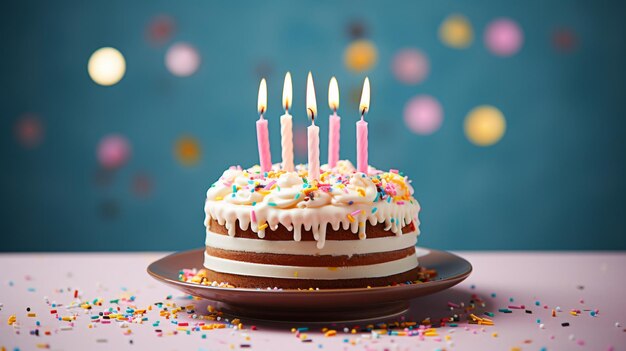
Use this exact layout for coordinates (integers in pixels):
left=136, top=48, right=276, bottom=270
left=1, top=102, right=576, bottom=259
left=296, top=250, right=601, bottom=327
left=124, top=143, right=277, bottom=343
left=1, top=251, right=624, bottom=351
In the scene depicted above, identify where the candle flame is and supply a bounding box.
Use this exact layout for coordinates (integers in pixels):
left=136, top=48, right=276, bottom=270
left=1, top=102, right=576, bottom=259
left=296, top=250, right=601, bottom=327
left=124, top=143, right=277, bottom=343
left=359, top=77, right=370, bottom=116
left=257, top=78, right=267, bottom=115
left=328, top=76, right=339, bottom=111
left=306, top=71, right=317, bottom=121
left=282, top=72, right=292, bottom=111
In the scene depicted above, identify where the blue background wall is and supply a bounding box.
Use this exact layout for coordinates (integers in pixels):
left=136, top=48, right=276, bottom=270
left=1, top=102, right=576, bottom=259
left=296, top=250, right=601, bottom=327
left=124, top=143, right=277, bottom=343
left=1, top=0, right=625, bottom=251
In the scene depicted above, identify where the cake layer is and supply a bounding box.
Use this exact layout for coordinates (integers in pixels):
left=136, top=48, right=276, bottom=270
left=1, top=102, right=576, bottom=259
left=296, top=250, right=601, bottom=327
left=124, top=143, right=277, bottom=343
left=205, top=229, right=419, bottom=256
left=203, top=251, right=418, bottom=280
left=205, top=246, right=415, bottom=267
left=200, top=266, right=423, bottom=289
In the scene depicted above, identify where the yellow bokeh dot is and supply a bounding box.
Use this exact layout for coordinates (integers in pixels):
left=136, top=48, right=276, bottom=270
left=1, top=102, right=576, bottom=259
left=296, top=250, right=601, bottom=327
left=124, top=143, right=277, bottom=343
left=344, top=40, right=378, bottom=72
left=464, top=106, right=506, bottom=146
left=88, top=47, right=126, bottom=86
left=439, top=14, right=473, bottom=49
left=174, top=136, right=201, bottom=166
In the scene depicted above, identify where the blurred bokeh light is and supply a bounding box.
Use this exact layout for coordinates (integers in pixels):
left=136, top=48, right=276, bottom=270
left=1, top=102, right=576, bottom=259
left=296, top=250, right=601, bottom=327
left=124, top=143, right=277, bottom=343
left=347, top=20, right=368, bottom=39
left=344, top=40, right=378, bottom=72
left=392, top=49, right=429, bottom=85
left=87, top=47, right=126, bottom=86
left=98, top=199, right=121, bottom=220
left=464, top=106, right=507, bottom=146
left=165, top=43, right=201, bottom=77
left=293, top=128, right=308, bottom=159
left=146, top=15, right=175, bottom=46
left=552, top=27, right=578, bottom=52
left=484, top=18, right=524, bottom=57
left=174, top=136, right=201, bottom=166
left=439, top=14, right=473, bottom=49
left=14, top=114, right=44, bottom=148
left=403, top=95, right=443, bottom=135
left=132, top=173, right=154, bottom=197
left=97, top=134, right=131, bottom=169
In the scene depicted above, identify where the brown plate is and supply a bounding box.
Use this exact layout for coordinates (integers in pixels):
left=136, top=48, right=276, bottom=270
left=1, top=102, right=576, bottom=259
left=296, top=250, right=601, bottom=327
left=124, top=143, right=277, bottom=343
left=147, top=247, right=471, bottom=323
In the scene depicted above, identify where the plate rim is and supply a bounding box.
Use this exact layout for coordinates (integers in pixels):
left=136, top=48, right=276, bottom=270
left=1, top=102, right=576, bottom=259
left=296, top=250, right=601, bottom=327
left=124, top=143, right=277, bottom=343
left=147, top=247, right=473, bottom=295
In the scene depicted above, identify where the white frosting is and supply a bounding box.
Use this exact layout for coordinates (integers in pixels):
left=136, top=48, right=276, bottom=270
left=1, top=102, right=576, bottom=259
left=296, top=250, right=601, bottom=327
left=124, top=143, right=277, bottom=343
left=203, top=251, right=420, bottom=280
left=205, top=230, right=419, bottom=257
left=204, top=160, right=421, bottom=249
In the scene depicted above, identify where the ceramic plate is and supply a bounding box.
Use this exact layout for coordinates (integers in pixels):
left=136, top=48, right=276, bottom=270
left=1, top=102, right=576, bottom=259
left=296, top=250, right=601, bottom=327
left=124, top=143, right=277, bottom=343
left=147, top=247, right=471, bottom=323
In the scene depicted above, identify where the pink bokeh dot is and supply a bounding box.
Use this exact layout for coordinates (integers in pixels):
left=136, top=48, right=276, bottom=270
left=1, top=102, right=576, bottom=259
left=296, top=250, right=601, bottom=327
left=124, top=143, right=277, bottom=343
left=15, top=114, right=44, bottom=148
left=165, top=42, right=201, bottom=77
left=391, top=49, right=429, bottom=85
left=146, top=15, right=175, bottom=46
left=294, top=128, right=308, bottom=158
left=484, top=18, right=524, bottom=57
left=132, top=172, right=153, bottom=197
left=97, top=134, right=131, bottom=169
left=403, top=95, right=443, bottom=135
left=552, top=27, right=578, bottom=52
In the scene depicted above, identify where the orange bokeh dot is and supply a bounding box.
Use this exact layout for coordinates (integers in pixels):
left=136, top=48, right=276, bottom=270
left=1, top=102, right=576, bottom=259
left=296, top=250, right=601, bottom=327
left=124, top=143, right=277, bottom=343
left=174, top=136, right=201, bottom=166
left=344, top=40, right=378, bottom=72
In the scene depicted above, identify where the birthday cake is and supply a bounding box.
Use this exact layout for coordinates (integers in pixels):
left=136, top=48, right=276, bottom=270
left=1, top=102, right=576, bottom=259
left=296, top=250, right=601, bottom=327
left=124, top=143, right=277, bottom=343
left=200, top=73, right=422, bottom=289
left=203, top=160, right=421, bottom=289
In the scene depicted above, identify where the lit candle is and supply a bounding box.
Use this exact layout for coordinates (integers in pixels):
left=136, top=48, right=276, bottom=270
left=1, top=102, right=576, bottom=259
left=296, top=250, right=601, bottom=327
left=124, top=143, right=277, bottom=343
left=356, top=77, right=370, bottom=174
left=306, top=72, right=320, bottom=181
left=327, top=76, right=341, bottom=168
left=256, top=78, right=272, bottom=173
left=280, top=72, right=294, bottom=172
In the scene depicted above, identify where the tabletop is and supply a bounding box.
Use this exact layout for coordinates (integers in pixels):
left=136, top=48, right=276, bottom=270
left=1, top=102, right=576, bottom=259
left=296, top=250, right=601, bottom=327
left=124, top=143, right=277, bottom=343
left=1, top=251, right=624, bottom=351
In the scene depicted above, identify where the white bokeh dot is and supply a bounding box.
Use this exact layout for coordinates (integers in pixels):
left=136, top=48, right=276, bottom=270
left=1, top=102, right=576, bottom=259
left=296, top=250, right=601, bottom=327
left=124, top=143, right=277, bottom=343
left=88, top=47, right=126, bottom=86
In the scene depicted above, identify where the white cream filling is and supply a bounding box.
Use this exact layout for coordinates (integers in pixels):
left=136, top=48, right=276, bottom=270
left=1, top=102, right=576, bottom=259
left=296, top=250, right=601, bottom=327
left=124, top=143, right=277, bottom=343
left=205, top=230, right=419, bottom=257
left=203, top=251, right=420, bottom=280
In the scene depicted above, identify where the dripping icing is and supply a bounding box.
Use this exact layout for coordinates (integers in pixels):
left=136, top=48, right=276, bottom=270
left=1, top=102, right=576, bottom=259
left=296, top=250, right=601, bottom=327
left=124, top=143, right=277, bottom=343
left=203, top=160, right=421, bottom=249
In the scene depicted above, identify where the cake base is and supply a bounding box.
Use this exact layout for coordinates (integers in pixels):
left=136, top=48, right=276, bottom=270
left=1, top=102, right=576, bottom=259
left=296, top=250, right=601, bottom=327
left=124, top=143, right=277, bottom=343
left=201, top=266, right=424, bottom=289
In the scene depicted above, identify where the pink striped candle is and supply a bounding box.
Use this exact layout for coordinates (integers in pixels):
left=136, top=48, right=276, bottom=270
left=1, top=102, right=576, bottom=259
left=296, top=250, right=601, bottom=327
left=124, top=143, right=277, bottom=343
left=256, top=78, right=272, bottom=172
left=308, top=122, right=320, bottom=181
left=356, top=117, right=368, bottom=173
left=280, top=72, right=294, bottom=171
left=327, top=77, right=340, bottom=168
left=357, top=77, right=370, bottom=174
left=306, top=72, right=320, bottom=181
left=328, top=113, right=340, bottom=168
left=256, top=117, right=272, bottom=172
